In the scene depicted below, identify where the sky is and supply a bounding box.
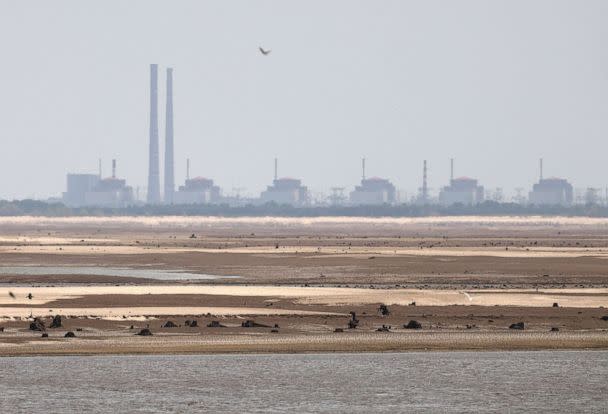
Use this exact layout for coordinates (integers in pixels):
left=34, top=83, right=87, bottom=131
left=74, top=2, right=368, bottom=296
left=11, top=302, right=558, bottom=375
left=0, top=1, right=607, bottom=200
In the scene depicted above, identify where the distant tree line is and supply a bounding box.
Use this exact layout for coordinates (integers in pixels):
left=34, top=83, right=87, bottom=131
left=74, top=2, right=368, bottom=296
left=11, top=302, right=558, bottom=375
left=2, top=199, right=608, bottom=217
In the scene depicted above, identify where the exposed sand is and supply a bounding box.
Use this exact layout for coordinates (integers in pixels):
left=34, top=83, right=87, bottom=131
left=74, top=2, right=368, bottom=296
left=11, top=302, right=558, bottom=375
left=0, top=332, right=606, bottom=356
left=1, top=216, right=608, bottom=355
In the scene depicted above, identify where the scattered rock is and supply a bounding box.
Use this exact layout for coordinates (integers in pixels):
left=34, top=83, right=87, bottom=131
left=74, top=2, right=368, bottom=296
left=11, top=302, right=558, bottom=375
left=29, top=318, right=45, bottom=332
left=274, top=324, right=279, bottom=328
left=207, top=321, right=226, bottom=328
left=348, top=311, right=359, bottom=329
left=129, top=325, right=134, bottom=330
left=409, top=301, right=416, bottom=306
left=189, top=233, right=197, bottom=239
left=334, top=328, right=344, bottom=333
left=601, top=315, right=608, bottom=321
left=270, top=329, right=279, bottom=333
left=376, top=325, right=391, bottom=332
left=162, top=321, right=177, bottom=328
left=509, top=322, right=525, bottom=330
left=64, top=331, right=76, bottom=338
left=551, top=327, right=559, bottom=332
left=404, top=320, right=422, bottom=329
left=76, top=328, right=83, bottom=332
left=49, top=315, right=62, bottom=328
left=136, top=328, right=153, bottom=336
left=552, top=302, right=559, bottom=308
left=41, top=333, right=48, bottom=338
left=185, top=320, right=198, bottom=327
left=242, top=320, right=270, bottom=328
left=378, top=304, right=390, bottom=316
left=0, top=327, right=4, bottom=332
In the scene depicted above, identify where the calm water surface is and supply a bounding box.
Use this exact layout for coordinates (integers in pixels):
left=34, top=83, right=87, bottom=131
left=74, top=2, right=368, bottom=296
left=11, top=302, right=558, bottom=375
left=0, top=266, right=238, bottom=281
left=0, top=351, right=606, bottom=413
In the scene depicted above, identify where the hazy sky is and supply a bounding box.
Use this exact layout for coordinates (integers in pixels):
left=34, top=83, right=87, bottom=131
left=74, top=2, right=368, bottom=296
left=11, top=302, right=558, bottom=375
left=0, top=1, right=607, bottom=200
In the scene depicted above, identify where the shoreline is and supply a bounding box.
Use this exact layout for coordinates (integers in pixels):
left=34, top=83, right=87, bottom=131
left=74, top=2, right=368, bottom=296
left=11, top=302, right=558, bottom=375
left=1, top=331, right=607, bottom=357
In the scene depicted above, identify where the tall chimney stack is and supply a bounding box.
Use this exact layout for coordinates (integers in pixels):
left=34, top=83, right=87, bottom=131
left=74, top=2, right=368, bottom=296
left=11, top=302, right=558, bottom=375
left=112, top=159, right=116, bottom=179
left=164, top=68, right=175, bottom=204
left=422, top=160, right=428, bottom=203
left=362, top=157, right=366, bottom=181
left=539, top=158, right=543, bottom=181
left=147, top=64, right=161, bottom=204
left=186, top=158, right=190, bottom=181
left=274, top=157, right=278, bottom=181
left=450, top=158, right=454, bottom=182
left=98, top=158, right=102, bottom=178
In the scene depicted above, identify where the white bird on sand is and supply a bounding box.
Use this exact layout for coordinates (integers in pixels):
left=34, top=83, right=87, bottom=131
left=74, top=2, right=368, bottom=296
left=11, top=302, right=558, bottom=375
left=259, top=47, right=271, bottom=55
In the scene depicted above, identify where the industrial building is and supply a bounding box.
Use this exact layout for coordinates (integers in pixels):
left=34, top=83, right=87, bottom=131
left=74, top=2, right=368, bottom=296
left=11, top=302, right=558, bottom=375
left=528, top=159, right=573, bottom=206
left=173, top=160, right=221, bottom=204
left=62, top=174, right=99, bottom=207
left=83, top=160, right=134, bottom=208
left=438, top=159, right=484, bottom=205
left=349, top=159, right=396, bottom=205
left=260, top=159, right=309, bottom=206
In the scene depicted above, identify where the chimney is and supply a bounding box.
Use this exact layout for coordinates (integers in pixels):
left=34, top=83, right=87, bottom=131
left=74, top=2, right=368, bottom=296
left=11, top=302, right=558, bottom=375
left=450, top=158, right=454, bottom=182
left=362, top=157, right=366, bottom=181
left=147, top=64, right=161, bottom=204
left=539, top=158, right=543, bottom=181
left=98, top=158, right=102, bottom=178
left=422, top=160, right=428, bottom=203
left=164, top=67, right=175, bottom=204
left=112, top=159, right=116, bottom=179
left=186, top=158, right=190, bottom=180
left=274, top=157, right=278, bottom=181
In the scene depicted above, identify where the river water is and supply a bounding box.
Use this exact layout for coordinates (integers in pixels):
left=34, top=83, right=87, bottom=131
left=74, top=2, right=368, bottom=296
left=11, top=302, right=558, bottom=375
left=0, top=351, right=606, bottom=413
left=0, top=266, right=238, bottom=281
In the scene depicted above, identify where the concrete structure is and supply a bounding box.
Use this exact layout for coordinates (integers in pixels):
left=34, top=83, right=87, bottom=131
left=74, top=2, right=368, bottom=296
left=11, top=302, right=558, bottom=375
left=415, top=160, right=429, bottom=204
left=147, top=64, right=161, bottom=204
left=349, top=158, right=396, bottom=205
left=62, top=173, right=99, bottom=207
left=529, top=178, right=573, bottom=205
left=439, top=177, right=484, bottom=205
left=164, top=67, right=175, bottom=204
left=528, top=159, right=573, bottom=206
left=84, top=160, right=134, bottom=208
left=174, top=177, right=221, bottom=204
left=350, top=178, right=396, bottom=205
left=260, top=158, right=309, bottom=206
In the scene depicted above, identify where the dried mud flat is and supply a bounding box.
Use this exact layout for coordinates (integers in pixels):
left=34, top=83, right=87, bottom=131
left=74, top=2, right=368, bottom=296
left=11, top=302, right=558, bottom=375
left=0, top=216, right=607, bottom=355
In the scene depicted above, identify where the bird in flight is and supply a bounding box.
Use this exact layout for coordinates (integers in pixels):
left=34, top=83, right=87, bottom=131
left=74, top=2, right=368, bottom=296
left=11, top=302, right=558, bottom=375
left=259, top=47, right=271, bottom=56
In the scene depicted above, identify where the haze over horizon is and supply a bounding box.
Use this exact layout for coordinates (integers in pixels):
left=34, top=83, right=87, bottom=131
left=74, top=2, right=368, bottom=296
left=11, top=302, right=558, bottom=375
left=0, top=1, right=607, bottom=200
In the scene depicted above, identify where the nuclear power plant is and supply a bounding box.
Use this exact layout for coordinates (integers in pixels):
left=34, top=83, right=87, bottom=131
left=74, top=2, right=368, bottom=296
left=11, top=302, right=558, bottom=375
left=60, top=64, right=603, bottom=209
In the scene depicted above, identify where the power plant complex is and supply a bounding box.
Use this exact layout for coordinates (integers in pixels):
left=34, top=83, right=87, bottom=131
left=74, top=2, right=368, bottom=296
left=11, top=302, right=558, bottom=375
left=61, top=65, right=597, bottom=209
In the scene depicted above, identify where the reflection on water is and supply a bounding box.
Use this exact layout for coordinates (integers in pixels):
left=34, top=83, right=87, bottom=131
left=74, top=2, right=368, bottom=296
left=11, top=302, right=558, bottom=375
left=0, top=351, right=606, bottom=413
left=0, top=266, right=238, bottom=281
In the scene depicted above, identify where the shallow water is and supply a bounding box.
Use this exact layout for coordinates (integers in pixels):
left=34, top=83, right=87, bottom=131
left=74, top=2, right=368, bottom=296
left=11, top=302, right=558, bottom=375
left=0, top=351, right=606, bottom=413
left=0, top=266, right=238, bottom=281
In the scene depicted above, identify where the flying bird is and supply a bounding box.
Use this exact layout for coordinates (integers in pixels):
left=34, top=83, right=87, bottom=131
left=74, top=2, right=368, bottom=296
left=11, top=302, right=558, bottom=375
left=8, top=291, right=15, bottom=299
left=259, top=47, right=271, bottom=56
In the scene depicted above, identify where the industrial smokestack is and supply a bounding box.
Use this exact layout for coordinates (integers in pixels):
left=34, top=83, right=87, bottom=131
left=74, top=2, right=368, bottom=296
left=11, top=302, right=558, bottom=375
left=362, top=158, right=366, bottom=181
left=450, top=158, right=454, bottom=182
left=422, top=160, right=428, bottom=203
left=112, top=159, right=116, bottom=179
left=164, top=67, right=175, bottom=204
left=186, top=158, right=190, bottom=180
left=98, top=158, right=102, bottom=178
left=274, top=157, right=278, bottom=181
left=539, top=158, right=543, bottom=181
left=147, top=64, right=161, bottom=204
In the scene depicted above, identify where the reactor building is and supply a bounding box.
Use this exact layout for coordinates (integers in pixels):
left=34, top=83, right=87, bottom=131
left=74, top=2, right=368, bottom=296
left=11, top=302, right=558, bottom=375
left=528, top=159, right=573, bottom=206
left=64, top=160, right=133, bottom=208
left=173, top=160, right=221, bottom=204
left=349, top=159, right=396, bottom=205
left=260, top=159, right=309, bottom=206
left=438, top=159, right=484, bottom=205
